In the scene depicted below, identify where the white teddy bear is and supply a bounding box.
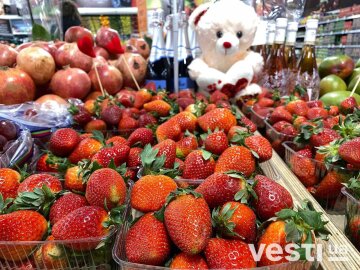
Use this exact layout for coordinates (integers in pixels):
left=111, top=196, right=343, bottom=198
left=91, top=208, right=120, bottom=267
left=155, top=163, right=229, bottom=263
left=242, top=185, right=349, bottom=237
left=188, top=0, right=264, bottom=98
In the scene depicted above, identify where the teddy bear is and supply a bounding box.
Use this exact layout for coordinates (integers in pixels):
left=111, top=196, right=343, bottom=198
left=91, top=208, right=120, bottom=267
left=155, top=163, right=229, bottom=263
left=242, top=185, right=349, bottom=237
left=188, top=0, right=264, bottom=98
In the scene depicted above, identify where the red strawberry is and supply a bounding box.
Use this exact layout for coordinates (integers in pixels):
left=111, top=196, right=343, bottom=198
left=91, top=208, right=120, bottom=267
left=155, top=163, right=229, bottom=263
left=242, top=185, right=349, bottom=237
left=91, top=144, right=130, bottom=167
left=204, top=130, right=228, bottom=155
left=122, top=108, right=140, bottom=119
left=340, top=96, right=357, bottom=114
left=64, top=166, right=85, bottom=192
left=52, top=206, right=109, bottom=250
left=204, top=238, right=256, bottom=269
left=205, top=103, right=217, bottom=113
left=34, top=235, right=68, bottom=269
left=324, top=116, right=341, bottom=128
left=71, top=106, right=92, bottom=126
left=0, top=211, right=47, bottom=261
left=68, top=138, right=102, bottom=164
left=339, top=138, right=360, bottom=167
left=238, top=115, right=257, bottom=133
left=178, top=90, right=194, bottom=99
left=100, top=105, right=122, bottom=126
left=125, top=213, right=171, bottom=266
left=164, top=190, right=212, bottom=254
left=134, top=89, right=153, bottom=109
left=198, top=108, right=236, bottom=133
left=257, top=97, right=274, bottom=108
left=153, top=139, right=176, bottom=168
left=127, top=147, right=143, bottom=168
left=144, top=100, right=171, bottom=116
left=307, top=100, right=323, bottom=108
left=176, top=158, right=185, bottom=172
left=244, top=135, right=272, bottom=162
left=195, top=173, right=246, bottom=208
left=138, top=113, right=157, bottom=127
left=227, top=126, right=248, bottom=141
left=49, top=128, right=80, bottom=157
left=285, top=99, right=308, bottom=116
left=307, top=107, right=328, bottom=120
left=348, top=215, right=360, bottom=249
left=269, top=106, right=292, bottom=124
left=328, top=105, right=339, bottom=116
left=0, top=168, right=21, bottom=200
left=131, top=175, right=177, bottom=212
left=213, top=202, right=256, bottom=243
left=49, top=193, right=88, bottom=225
left=272, top=121, right=298, bottom=136
left=182, top=150, right=215, bottom=180
left=156, top=120, right=182, bottom=142
left=290, top=149, right=318, bottom=187
left=118, top=116, right=139, bottom=137
left=176, top=135, right=198, bottom=159
left=177, top=97, right=195, bottom=109
left=293, top=116, right=308, bottom=130
left=310, top=128, right=341, bottom=147
left=18, top=174, right=62, bottom=194
left=314, top=171, right=346, bottom=200
left=210, top=90, right=228, bottom=103
left=172, top=112, right=197, bottom=132
left=36, top=154, right=59, bottom=173
left=86, top=168, right=126, bottom=209
left=106, top=135, right=129, bottom=147
left=116, top=90, right=135, bottom=107
left=127, top=128, right=154, bottom=147
left=215, top=146, right=255, bottom=177
left=170, top=253, right=209, bottom=269
left=253, top=175, right=293, bottom=220
left=84, top=119, right=107, bottom=133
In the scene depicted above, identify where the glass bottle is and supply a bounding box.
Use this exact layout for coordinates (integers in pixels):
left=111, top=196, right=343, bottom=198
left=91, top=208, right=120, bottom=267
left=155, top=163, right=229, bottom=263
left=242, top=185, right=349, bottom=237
left=252, top=20, right=268, bottom=63
left=188, top=24, right=201, bottom=59
left=284, top=21, right=298, bottom=72
left=165, top=15, right=174, bottom=92
left=264, top=18, right=288, bottom=95
left=265, top=21, right=276, bottom=57
left=145, top=9, right=169, bottom=91
left=296, top=19, right=320, bottom=101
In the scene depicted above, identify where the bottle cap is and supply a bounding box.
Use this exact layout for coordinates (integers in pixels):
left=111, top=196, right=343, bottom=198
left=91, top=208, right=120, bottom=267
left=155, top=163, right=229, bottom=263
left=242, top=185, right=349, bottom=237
left=306, top=19, right=319, bottom=29
left=267, top=21, right=276, bottom=32
left=287, top=21, right=299, bottom=32
left=276, top=18, right=288, bottom=28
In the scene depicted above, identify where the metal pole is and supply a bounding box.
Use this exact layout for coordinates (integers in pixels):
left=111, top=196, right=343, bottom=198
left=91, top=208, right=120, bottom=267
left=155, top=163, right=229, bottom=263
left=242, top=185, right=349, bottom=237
left=172, top=0, right=179, bottom=94
left=26, top=0, right=35, bottom=25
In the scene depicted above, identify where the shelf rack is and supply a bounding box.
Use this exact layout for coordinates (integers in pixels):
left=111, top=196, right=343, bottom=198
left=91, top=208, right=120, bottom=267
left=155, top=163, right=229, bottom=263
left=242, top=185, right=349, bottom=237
left=78, top=7, right=138, bottom=16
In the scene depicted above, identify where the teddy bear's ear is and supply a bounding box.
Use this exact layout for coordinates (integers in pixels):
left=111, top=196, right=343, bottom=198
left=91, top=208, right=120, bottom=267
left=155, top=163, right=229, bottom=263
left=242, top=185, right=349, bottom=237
left=189, top=2, right=212, bottom=29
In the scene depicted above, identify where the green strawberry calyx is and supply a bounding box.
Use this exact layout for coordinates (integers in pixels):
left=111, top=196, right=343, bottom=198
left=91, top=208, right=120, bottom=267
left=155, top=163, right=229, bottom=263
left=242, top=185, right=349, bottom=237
left=343, top=173, right=360, bottom=200
left=45, top=151, right=72, bottom=174
left=91, top=130, right=107, bottom=147
left=333, top=110, right=360, bottom=139
left=316, top=139, right=345, bottom=169
left=0, top=194, right=14, bottom=214
left=294, top=119, right=323, bottom=145
left=211, top=203, right=244, bottom=239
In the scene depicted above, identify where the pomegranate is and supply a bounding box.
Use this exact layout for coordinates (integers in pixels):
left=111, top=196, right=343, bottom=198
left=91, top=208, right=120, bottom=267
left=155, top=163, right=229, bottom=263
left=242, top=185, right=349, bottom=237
left=89, top=64, right=123, bottom=95
left=54, top=41, right=66, bottom=49
left=17, top=41, right=57, bottom=58
left=16, top=47, right=55, bottom=85
left=116, top=53, right=146, bottom=89
left=0, top=67, right=35, bottom=105
left=55, top=42, right=93, bottom=72
left=93, top=56, right=108, bottom=66
left=127, top=38, right=150, bottom=59
left=65, top=26, right=94, bottom=44
left=50, top=68, right=91, bottom=99
left=95, top=27, right=124, bottom=54
left=36, top=94, right=68, bottom=106
left=16, top=42, right=32, bottom=52
left=94, top=46, right=110, bottom=60
left=0, top=44, right=18, bottom=67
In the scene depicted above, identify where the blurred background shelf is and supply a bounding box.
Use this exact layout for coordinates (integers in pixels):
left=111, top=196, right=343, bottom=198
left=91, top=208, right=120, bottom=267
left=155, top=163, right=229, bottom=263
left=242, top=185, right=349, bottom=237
left=78, top=7, right=138, bottom=16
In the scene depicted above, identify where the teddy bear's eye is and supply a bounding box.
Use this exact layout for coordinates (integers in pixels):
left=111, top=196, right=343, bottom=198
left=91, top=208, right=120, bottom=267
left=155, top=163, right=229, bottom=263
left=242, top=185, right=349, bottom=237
left=236, top=31, right=243, bottom=38
left=216, top=31, right=223, bottom=38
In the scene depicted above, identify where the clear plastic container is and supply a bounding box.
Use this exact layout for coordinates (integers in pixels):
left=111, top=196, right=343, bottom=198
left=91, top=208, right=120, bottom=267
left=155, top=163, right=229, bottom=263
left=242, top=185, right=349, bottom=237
left=250, top=107, right=268, bottom=130
left=264, top=120, right=295, bottom=157
left=341, top=187, right=360, bottom=251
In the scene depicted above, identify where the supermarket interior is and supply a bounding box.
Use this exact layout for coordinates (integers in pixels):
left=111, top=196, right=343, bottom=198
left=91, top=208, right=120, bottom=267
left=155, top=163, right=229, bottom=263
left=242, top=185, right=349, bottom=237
left=0, top=0, right=360, bottom=270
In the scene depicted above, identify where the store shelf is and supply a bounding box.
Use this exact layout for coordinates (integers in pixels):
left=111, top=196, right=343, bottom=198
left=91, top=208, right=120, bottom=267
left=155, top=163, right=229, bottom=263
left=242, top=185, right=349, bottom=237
left=0, top=14, right=22, bottom=20
left=316, top=44, right=360, bottom=49
left=299, top=14, right=360, bottom=28
left=78, top=7, right=138, bottom=16
left=317, top=29, right=360, bottom=37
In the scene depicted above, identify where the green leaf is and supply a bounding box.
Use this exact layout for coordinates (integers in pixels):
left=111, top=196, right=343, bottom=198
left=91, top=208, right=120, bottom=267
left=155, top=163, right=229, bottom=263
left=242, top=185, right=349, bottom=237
left=202, top=150, right=212, bottom=161
left=276, top=208, right=297, bottom=220
left=32, top=23, right=51, bottom=41
left=285, top=220, right=302, bottom=243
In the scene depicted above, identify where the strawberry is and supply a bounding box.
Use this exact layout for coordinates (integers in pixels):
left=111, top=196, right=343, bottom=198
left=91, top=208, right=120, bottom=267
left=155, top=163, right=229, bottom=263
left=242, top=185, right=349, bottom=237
left=314, top=171, right=345, bottom=200
left=170, top=253, right=209, bottom=269
left=285, top=99, right=308, bottom=116
left=36, top=154, right=59, bottom=173
left=125, top=213, right=171, bottom=266
left=205, top=103, right=217, bottom=113
left=238, top=115, right=257, bottom=133
left=106, top=135, right=129, bottom=147
left=84, top=119, right=107, bottom=133
left=116, top=90, right=135, bottom=107
left=86, top=168, right=126, bottom=210
left=340, top=96, right=357, bottom=114
left=52, top=206, right=109, bottom=250
left=127, top=127, right=154, bottom=147
left=195, top=173, right=246, bottom=208
left=134, top=89, right=153, bottom=109
left=178, top=90, right=194, bottom=99
left=272, top=121, right=298, bottom=136
left=164, top=189, right=212, bottom=254
left=306, top=107, right=328, bottom=120
left=49, top=128, right=80, bottom=157
left=84, top=99, right=96, bottom=115
left=204, top=238, right=256, bottom=269
left=269, top=106, right=292, bottom=124
left=138, top=113, right=157, bottom=127
left=80, top=133, right=92, bottom=140
left=118, top=116, right=139, bottom=137
left=244, top=135, right=272, bottom=162
left=290, top=149, right=318, bottom=187
left=49, top=193, right=89, bottom=225
left=172, top=112, right=197, bottom=132
left=18, top=174, right=62, bottom=194
left=131, top=175, right=177, bottom=212
left=91, top=144, right=130, bottom=167
left=144, top=100, right=171, bottom=116
left=198, top=108, right=236, bottom=133
left=310, top=128, right=341, bottom=147
left=153, top=139, right=177, bottom=168
left=156, top=120, right=182, bottom=142
left=212, top=202, right=256, bottom=243
left=227, top=126, right=248, bottom=141
left=348, top=215, right=360, bottom=249
left=34, top=235, right=68, bottom=269
left=100, top=105, right=123, bottom=127
left=176, top=135, right=198, bottom=159
left=0, top=168, right=21, bottom=200
left=177, top=97, right=195, bottom=110
left=293, top=116, right=308, bottom=130
left=257, top=97, right=274, bottom=108
left=307, top=100, right=323, bottom=108
left=127, top=147, right=143, bottom=168
left=70, top=105, right=92, bottom=127
left=182, top=150, right=215, bottom=180
left=324, top=116, right=341, bottom=128
left=253, top=175, right=293, bottom=220
left=68, top=137, right=102, bottom=164
left=122, top=108, right=140, bottom=119
left=328, top=105, right=339, bottom=116
left=203, top=130, right=228, bottom=155
left=215, top=146, right=255, bottom=177
left=0, top=210, right=47, bottom=261
left=339, top=138, right=360, bottom=167
left=210, top=90, right=228, bottom=103
left=64, top=166, right=85, bottom=192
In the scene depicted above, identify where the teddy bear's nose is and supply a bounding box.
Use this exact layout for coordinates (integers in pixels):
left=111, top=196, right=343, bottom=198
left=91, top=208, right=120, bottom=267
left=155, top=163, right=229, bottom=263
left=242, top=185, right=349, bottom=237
left=223, top=42, right=232, bottom=49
